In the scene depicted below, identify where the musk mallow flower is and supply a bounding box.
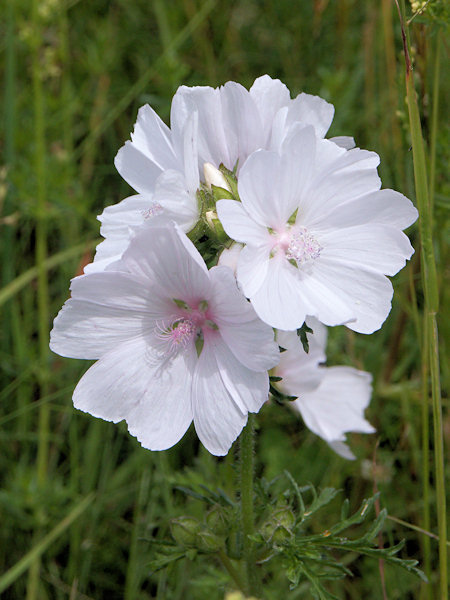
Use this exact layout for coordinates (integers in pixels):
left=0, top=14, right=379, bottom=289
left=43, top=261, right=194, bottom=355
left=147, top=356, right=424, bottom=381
left=216, top=125, right=419, bottom=333
left=50, top=224, right=279, bottom=456
left=88, top=76, right=353, bottom=273
left=273, top=320, right=375, bottom=459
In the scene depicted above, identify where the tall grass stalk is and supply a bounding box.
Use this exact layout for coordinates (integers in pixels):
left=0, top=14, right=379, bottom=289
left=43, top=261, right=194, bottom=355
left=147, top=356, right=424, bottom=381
left=396, top=3, right=447, bottom=598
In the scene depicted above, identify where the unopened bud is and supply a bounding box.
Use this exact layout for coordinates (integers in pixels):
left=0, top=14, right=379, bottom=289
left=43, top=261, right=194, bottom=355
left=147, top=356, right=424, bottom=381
left=196, top=530, right=223, bottom=552
left=203, top=162, right=231, bottom=191
left=206, top=505, right=228, bottom=536
left=170, top=516, right=201, bottom=548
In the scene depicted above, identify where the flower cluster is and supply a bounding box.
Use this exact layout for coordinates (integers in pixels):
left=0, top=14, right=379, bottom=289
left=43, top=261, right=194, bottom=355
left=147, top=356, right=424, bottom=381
left=50, top=76, right=417, bottom=456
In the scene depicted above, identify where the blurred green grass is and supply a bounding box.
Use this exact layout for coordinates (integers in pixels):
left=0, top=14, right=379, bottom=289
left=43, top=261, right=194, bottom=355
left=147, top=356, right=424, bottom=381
left=0, top=0, right=448, bottom=598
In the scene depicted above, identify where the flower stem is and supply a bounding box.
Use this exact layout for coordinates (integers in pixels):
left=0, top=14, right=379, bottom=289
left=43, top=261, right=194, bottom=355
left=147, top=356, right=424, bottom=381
left=395, top=3, right=447, bottom=598
left=240, top=415, right=261, bottom=597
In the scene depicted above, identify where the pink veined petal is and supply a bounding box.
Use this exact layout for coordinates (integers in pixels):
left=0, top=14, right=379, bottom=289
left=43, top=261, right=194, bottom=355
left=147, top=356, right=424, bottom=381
left=248, top=255, right=312, bottom=330
left=73, top=338, right=194, bottom=451
left=114, top=141, right=163, bottom=195
left=249, top=75, right=290, bottom=142
left=130, top=104, right=178, bottom=171
left=293, top=366, right=374, bottom=443
left=286, top=92, right=335, bottom=137
left=50, top=272, right=172, bottom=359
left=310, top=258, right=394, bottom=333
left=319, top=224, right=415, bottom=276
left=236, top=245, right=271, bottom=298
left=216, top=200, right=271, bottom=246
left=192, top=338, right=247, bottom=456
left=117, top=225, right=211, bottom=306
left=312, top=189, right=419, bottom=231
left=208, top=266, right=279, bottom=372
left=211, top=335, right=270, bottom=414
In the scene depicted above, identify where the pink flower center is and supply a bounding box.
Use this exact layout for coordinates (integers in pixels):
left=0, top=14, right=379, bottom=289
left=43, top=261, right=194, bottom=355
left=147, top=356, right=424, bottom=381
left=155, top=318, right=197, bottom=357
left=141, top=202, right=163, bottom=220
left=153, top=300, right=218, bottom=359
left=286, top=227, right=322, bottom=266
left=272, top=226, right=322, bottom=267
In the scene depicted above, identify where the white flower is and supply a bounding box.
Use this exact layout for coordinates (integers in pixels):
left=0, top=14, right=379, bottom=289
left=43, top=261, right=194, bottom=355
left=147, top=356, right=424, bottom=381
left=89, top=76, right=351, bottom=272
left=51, top=224, right=279, bottom=456
left=273, top=320, right=375, bottom=459
left=217, top=126, right=418, bottom=333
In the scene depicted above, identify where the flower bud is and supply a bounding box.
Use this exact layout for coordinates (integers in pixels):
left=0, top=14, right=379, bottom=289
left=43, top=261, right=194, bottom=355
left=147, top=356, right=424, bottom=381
left=206, top=505, right=228, bottom=536
left=170, top=516, right=201, bottom=548
left=196, top=530, right=224, bottom=553
left=203, top=162, right=231, bottom=191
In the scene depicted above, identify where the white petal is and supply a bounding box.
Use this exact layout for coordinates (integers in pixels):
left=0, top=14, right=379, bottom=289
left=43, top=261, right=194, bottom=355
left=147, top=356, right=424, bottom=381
left=274, top=330, right=325, bottom=394
left=237, top=245, right=270, bottom=297
left=216, top=200, right=271, bottom=245
left=329, top=136, right=355, bottom=150
left=249, top=75, right=290, bottom=137
left=293, top=366, right=374, bottom=443
left=249, top=255, right=311, bottom=330
left=239, top=150, right=302, bottom=228
left=114, top=141, right=163, bottom=195
left=313, top=189, right=418, bottom=231
left=286, top=92, right=334, bottom=137
left=73, top=338, right=194, bottom=451
left=130, top=104, right=178, bottom=171
left=119, top=225, right=210, bottom=304
left=50, top=272, right=170, bottom=359
left=311, top=259, right=393, bottom=333
left=153, top=169, right=199, bottom=231
left=220, top=81, right=265, bottom=168
left=181, top=111, right=200, bottom=193
left=171, top=85, right=231, bottom=169
left=192, top=337, right=247, bottom=456
left=213, top=336, right=270, bottom=414
left=209, top=265, right=279, bottom=371
left=328, top=441, right=356, bottom=460
left=217, top=243, right=243, bottom=274
left=319, top=224, right=414, bottom=276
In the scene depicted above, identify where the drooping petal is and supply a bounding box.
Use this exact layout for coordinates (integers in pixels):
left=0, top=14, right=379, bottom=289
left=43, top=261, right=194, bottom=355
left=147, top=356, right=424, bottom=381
left=192, top=337, right=247, bottom=456
left=73, top=338, right=194, bottom=451
left=274, top=330, right=325, bottom=394
left=293, top=366, right=374, bottom=443
left=208, top=265, right=279, bottom=371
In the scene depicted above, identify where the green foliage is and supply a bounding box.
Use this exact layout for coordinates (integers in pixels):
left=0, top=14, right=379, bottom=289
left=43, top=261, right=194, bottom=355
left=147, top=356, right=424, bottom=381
left=1, top=0, right=447, bottom=598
